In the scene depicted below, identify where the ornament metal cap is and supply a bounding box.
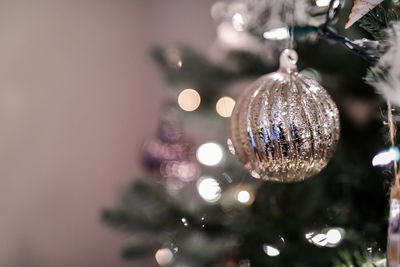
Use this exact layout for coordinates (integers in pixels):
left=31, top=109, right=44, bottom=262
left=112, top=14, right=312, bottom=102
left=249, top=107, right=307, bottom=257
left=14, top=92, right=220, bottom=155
left=279, top=49, right=298, bottom=73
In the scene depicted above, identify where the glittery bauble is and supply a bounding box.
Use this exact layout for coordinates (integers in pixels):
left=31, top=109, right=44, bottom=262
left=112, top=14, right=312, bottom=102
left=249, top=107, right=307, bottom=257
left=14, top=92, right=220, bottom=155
left=229, top=49, right=340, bottom=182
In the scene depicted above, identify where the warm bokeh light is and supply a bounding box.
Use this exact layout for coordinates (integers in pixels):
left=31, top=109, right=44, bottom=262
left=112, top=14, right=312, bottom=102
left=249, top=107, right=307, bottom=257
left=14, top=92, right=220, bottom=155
left=263, top=27, right=289, bottom=40
left=236, top=190, right=251, bottom=204
left=216, top=96, right=235, bottom=118
left=326, top=228, right=342, bottom=245
left=178, top=89, right=201, bottom=112
left=306, top=227, right=344, bottom=247
left=197, top=176, right=221, bottom=202
left=196, top=142, right=224, bottom=166
left=315, top=0, right=330, bottom=7
left=155, top=248, right=173, bottom=266
left=372, top=147, right=400, bottom=166
left=311, top=233, right=328, bottom=247
left=232, top=13, right=245, bottom=31
left=263, top=245, right=280, bottom=256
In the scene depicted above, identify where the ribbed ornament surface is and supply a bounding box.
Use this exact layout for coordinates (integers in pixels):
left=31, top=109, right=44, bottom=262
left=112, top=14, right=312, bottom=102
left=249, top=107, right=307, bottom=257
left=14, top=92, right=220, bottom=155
left=229, top=49, right=340, bottom=182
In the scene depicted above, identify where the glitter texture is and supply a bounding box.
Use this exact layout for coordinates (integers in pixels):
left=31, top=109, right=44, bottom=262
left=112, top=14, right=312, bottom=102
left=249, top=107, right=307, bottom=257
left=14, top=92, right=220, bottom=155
left=229, top=49, right=340, bottom=182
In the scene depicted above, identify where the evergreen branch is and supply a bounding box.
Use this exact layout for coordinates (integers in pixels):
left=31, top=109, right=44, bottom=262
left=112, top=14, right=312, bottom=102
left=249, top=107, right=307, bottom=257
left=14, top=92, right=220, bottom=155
left=359, top=5, right=400, bottom=41
left=121, top=242, right=160, bottom=260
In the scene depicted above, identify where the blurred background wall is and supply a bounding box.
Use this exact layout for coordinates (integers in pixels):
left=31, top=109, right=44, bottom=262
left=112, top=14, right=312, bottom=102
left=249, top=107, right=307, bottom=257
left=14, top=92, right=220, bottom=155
left=0, top=1, right=216, bottom=266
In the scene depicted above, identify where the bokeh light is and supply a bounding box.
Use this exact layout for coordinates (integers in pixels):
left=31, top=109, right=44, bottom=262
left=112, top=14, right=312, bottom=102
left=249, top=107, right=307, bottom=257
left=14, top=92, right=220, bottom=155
left=311, top=233, right=328, bottom=247
left=263, top=245, right=280, bottom=256
left=197, top=176, right=221, bottom=203
left=315, top=0, right=330, bottom=7
left=232, top=13, right=245, bottom=31
left=263, top=27, right=289, bottom=40
left=155, top=248, right=173, bottom=266
left=372, top=146, right=400, bottom=166
left=196, top=142, right=224, bottom=166
left=216, top=96, right=235, bottom=118
left=236, top=189, right=252, bottom=204
left=306, top=228, right=345, bottom=247
left=326, top=228, right=342, bottom=244
left=178, top=89, right=201, bottom=112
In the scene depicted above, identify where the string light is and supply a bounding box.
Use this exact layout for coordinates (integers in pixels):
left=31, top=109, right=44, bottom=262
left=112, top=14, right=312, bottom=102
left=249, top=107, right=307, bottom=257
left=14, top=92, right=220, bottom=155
left=236, top=190, right=250, bottom=203
left=196, top=142, right=224, bottom=166
left=311, top=234, right=328, bottom=247
left=263, top=27, right=289, bottom=40
left=305, top=228, right=344, bottom=247
left=216, top=96, right=236, bottom=118
left=235, top=189, right=253, bottom=205
left=315, top=0, right=330, bottom=7
left=263, top=245, right=280, bottom=256
left=326, top=228, right=342, bottom=245
left=232, top=13, right=245, bottom=31
left=155, top=248, right=173, bottom=266
left=372, top=146, right=400, bottom=166
left=178, top=89, right=201, bottom=112
left=197, top=176, right=221, bottom=202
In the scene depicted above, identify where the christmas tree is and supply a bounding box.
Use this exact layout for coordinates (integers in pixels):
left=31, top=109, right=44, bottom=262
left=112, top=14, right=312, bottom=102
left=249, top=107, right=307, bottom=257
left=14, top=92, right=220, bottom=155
left=102, top=1, right=400, bottom=266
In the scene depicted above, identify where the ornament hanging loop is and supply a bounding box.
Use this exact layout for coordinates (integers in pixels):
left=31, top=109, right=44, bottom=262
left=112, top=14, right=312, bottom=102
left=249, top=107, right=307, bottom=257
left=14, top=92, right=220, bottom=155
left=279, top=49, right=298, bottom=73
left=288, top=0, right=295, bottom=50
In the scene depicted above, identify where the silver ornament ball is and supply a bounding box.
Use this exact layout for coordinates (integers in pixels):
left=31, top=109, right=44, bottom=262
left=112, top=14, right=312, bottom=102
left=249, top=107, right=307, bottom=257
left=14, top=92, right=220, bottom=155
left=229, top=49, right=340, bottom=182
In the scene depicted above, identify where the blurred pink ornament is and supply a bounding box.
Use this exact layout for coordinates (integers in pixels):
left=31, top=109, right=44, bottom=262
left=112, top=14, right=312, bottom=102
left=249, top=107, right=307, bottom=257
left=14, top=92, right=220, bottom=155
left=141, top=106, right=200, bottom=188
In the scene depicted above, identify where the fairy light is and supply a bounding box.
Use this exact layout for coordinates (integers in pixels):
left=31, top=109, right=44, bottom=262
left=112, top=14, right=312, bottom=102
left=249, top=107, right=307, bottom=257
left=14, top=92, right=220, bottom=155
left=263, top=245, right=280, bottom=256
left=311, top=233, right=328, bottom=247
left=155, top=248, right=173, bottom=266
left=237, top=190, right=250, bottom=203
left=196, top=142, right=224, bottom=166
left=372, top=146, right=400, bottom=166
left=197, top=176, right=221, bottom=203
left=216, top=96, right=236, bottom=118
left=326, top=228, right=342, bottom=245
left=232, top=13, right=245, bottom=31
left=306, top=228, right=345, bottom=247
left=263, top=27, right=289, bottom=40
left=235, top=189, right=253, bottom=205
left=178, top=89, right=201, bottom=112
left=315, top=0, right=330, bottom=7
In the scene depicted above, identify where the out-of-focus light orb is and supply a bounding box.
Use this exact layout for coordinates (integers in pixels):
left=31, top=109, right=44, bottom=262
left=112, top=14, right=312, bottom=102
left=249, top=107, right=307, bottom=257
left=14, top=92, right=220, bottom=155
left=197, top=176, right=221, bottom=202
left=315, top=0, right=331, bottom=7
left=311, top=233, right=328, bottom=247
left=326, top=228, right=342, bottom=244
left=372, top=147, right=400, bottom=166
left=196, top=142, right=224, bottom=166
left=155, top=248, right=173, bottom=266
left=216, top=96, right=236, bottom=118
left=232, top=13, right=245, bottom=31
left=181, top=217, right=189, bottom=227
left=263, top=27, right=289, bottom=40
left=236, top=190, right=251, bottom=204
left=263, top=245, right=280, bottom=256
left=178, top=89, right=201, bottom=112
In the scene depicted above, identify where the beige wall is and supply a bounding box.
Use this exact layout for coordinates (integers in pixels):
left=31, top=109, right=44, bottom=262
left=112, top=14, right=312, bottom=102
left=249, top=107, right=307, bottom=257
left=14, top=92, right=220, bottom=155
left=0, top=1, right=216, bottom=266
